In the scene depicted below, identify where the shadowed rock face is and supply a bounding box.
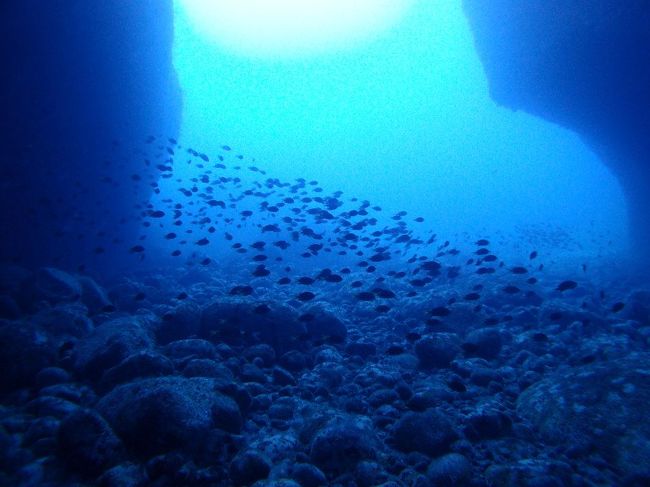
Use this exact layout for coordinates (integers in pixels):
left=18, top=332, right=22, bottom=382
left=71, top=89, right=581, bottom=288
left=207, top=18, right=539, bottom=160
left=0, top=0, right=181, bottom=270
left=463, top=1, right=650, bottom=250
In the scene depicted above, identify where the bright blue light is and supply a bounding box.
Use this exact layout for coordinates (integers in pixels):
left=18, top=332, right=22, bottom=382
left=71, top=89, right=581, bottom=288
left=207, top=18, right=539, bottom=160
left=172, top=0, right=627, bottom=251
left=177, top=0, right=416, bottom=58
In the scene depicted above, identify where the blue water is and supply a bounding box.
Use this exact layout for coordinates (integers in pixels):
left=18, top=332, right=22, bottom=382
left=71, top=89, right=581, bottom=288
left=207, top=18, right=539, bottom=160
left=172, top=0, right=626, bottom=256
left=0, top=2, right=648, bottom=486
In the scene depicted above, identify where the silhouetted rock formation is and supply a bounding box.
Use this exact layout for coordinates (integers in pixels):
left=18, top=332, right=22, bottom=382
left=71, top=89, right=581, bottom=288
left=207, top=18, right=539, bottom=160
left=463, top=1, right=650, bottom=250
left=0, top=0, right=181, bottom=270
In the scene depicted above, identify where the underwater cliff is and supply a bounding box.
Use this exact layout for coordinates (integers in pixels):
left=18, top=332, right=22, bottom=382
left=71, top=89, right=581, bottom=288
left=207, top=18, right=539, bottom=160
left=463, top=0, right=650, bottom=252
left=0, top=0, right=181, bottom=270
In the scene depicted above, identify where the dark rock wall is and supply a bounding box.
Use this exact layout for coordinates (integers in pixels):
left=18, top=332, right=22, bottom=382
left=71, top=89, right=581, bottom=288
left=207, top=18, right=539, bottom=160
left=462, top=1, right=650, bottom=249
left=0, top=0, right=181, bottom=270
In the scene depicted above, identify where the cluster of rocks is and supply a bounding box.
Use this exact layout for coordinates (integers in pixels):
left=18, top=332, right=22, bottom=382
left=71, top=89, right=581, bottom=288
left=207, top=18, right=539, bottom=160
left=1, top=266, right=650, bottom=486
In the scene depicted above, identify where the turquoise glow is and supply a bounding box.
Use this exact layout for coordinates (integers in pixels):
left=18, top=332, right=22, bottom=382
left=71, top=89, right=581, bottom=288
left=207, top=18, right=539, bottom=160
left=172, top=0, right=626, bottom=254
left=177, top=0, right=416, bottom=58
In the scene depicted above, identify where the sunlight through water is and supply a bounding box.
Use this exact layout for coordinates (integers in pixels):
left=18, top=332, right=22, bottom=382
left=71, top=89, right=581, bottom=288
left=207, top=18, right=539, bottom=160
left=177, top=0, right=416, bottom=58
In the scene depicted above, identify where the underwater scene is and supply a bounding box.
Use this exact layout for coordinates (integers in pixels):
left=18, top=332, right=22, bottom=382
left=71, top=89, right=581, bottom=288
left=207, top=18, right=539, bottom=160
left=1, top=1, right=649, bottom=486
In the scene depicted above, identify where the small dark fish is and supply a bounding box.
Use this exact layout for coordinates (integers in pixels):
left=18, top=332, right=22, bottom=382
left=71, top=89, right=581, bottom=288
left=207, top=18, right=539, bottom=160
left=527, top=277, right=538, bottom=284
left=476, top=267, right=495, bottom=275
left=298, top=277, right=315, bottom=285
left=130, top=245, right=145, bottom=253
left=502, top=285, right=520, bottom=294
left=297, top=291, right=316, bottom=301
left=196, top=238, right=209, bottom=246
left=253, top=265, right=270, bottom=277
left=430, top=306, right=450, bottom=317
left=274, top=240, right=290, bottom=250
left=230, top=285, right=253, bottom=296
left=262, top=224, right=280, bottom=232
left=532, top=332, right=548, bottom=342
left=200, top=258, right=211, bottom=266
left=409, top=279, right=428, bottom=287
left=529, top=251, right=538, bottom=260
left=324, top=274, right=343, bottom=283
left=611, top=302, right=625, bottom=313
left=464, top=292, right=481, bottom=301
left=277, top=277, right=291, bottom=285
left=373, top=288, right=396, bottom=299
left=165, top=232, right=177, bottom=240
left=350, top=281, right=363, bottom=288
left=176, top=292, right=188, bottom=300
left=356, top=292, right=376, bottom=301
left=375, top=304, right=390, bottom=313
left=254, top=304, right=271, bottom=314
left=252, top=254, right=268, bottom=262
left=475, top=239, right=489, bottom=246
left=556, top=280, right=577, bottom=292
left=134, top=292, right=146, bottom=301
left=171, top=250, right=181, bottom=257
left=511, top=266, right=528, bottom=274
left=421, top=261, right=442, bottom=272
left=299, top=313, right=315, bottom=322
left=406, top=332, right=421, bottom=342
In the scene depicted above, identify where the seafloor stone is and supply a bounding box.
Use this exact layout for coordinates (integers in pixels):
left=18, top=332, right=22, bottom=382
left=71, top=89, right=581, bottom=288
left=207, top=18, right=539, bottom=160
left=0, top=320, right=56, bottom=391
left=163, top=338, right=216, bottom=361
left=101, top=351, right=174, bottom=389
left=0, top=294, right=20, bottom=319
left=414, top=334, right=461, bottom=369
left=200, top=300, right=308, bottom=353
left=462, top=327, right=502, bottom=360
left=484, top=458, right=573, bottom=487
left=97, top=377, right=242, bottom=457
left=154, top=302, right=202, bottom=345
left=302, top=306, right=348, bottom=343
left=57, top=408, right=125, bottom=476
left=230, top=450, right=271, bottom=486
left=32, top=304, right=93, bottom=342
left=182, top=358, right=234, bottom=380
left=78, top=276, right=112, bottom=315
left=290, top=463, right=327, bottom=487
left=390, top=408, right=457, bottom=456
left=29, top=268, right=81, bottom=305
left=309, top=415, right=377, bottom=475
left=426, top=453, right=472, bottom=486
left=517, top=352, right=650, bottom=477
left=73, top=317, right=154, bottom=381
